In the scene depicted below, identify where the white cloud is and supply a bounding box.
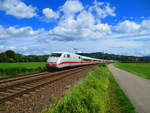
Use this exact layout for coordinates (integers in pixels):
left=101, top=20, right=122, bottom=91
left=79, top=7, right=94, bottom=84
left=76, top=11, right=95, bottom=28
left=115, top=20, right=140, bottom=33
left=0, top=0, right=37, bottom=18
left=49, top=0, right=115, bottom=41
left=89, top=0, right=116, bottom=18
left=141, top=19, right=150, bottom=33
left=0, top=45, right=4, bottom=49
left=49, top=10, right=112, bottom=40
left=1, top=0, right=150, bottom=56
left=61, top=0, right=83, bottom=14
left=114, top=19, right=150, bottom=34
left=42, top=8, right=59, bottom=19
left=47, top=0, right=116, bottom=41
left=0, top=26, right=45, bottom=39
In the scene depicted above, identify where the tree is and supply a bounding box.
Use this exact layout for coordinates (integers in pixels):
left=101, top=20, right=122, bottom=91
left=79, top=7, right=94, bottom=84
left=5, top=50, right=16, bottom=58
left=0, top=53, right=8, bottom=62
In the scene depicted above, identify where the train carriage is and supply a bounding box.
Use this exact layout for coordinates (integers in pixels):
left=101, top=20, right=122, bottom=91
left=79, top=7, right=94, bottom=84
left=46, top=52, right=102, bottom=69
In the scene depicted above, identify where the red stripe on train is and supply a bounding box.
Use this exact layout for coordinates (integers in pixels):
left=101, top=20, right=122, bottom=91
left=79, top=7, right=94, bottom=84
left=48, top=61, right=101, bottom=66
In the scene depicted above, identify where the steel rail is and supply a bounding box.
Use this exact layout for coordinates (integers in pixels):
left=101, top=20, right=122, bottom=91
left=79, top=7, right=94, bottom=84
left=0, top=66, right=92, bottom=104
left=0, top=66, right=89, bottom=90
left=0, top=65, right=96, bottom=104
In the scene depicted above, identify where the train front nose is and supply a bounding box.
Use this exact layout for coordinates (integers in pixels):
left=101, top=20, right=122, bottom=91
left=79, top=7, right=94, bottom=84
left=47, top=61, right=57, bottom=66
left=46, top=53, right=62, bottom=69
left=46, top=58, right=58, bottom=69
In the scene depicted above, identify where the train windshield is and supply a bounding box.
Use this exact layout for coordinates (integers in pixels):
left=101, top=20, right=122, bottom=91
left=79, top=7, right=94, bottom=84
left=50, top=53, right=62, bottom=57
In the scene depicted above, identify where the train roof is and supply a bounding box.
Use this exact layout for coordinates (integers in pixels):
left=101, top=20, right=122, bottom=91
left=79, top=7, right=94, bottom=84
left=49, top=52, right=102, bottom=61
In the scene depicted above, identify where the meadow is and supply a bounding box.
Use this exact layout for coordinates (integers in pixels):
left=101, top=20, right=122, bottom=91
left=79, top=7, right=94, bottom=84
left=114, top=63, right=150, bottom=79
left=0, top=62, right=46, bottom=78
left=43, top=64, right=135, bottom=113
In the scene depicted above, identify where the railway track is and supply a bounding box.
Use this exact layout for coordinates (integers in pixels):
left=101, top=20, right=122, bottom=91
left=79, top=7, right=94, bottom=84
left=0, top=71, right=49, bottom=84
left=0, top=65, right=96, bottom=104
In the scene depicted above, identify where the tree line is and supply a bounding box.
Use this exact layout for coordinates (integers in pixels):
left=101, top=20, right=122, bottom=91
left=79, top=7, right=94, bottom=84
left=78, top=52, right=150, bottom=62
left=0, top=50, right=48, bottom=62
left=0, top=50, right=150, bottom=63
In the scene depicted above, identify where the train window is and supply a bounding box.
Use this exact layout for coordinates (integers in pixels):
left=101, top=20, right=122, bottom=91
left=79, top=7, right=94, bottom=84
left=50, top=53, right=62, bottom=57
left=83, top=58, right=91, bottom=61
left=79, top=56, right=81, bottom=59
left=67, top=54, right=70, bottom=58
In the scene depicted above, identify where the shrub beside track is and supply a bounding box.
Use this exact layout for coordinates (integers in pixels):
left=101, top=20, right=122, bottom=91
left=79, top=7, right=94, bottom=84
left=44, top=65, right=135, bottom=113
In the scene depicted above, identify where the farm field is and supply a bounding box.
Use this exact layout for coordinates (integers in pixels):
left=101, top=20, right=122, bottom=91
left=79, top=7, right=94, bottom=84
left=0, top=62, right=46, bottom=78
left=43, top=64, right=135, bottom=113
left=114, top=63, right=150, bottom=79
left=0, top=62, right=45, bottom=69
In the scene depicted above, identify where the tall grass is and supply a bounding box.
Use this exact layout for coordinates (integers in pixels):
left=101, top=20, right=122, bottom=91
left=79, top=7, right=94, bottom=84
left=0, top=62, right=46, bottom=78
left=44, top=65, right=135, bottom=113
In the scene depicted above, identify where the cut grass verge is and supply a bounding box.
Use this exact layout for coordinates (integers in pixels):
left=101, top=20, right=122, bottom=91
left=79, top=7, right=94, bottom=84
left=114, top=63, right=150, bottom=79
left=43, top=65, right=135, bottom=113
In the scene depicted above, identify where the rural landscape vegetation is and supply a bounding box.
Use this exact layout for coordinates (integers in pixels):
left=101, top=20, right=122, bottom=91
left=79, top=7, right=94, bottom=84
left=0, top=50, right=150, bottom=78
left=0, top=50, right=150, bottom=113
left=0, top=0, right=150, bottom=113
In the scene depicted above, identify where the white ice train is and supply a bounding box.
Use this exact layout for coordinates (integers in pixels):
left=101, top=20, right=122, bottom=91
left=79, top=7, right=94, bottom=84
left=46, top=52, right=113, bottom=69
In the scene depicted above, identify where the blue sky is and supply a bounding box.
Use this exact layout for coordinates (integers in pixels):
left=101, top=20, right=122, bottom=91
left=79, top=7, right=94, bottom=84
left=0, top=0, right=150, bottom=56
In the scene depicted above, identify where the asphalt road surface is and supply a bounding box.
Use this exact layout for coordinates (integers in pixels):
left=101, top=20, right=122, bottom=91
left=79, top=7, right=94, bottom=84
left=108, top=64, right=150, bottom=113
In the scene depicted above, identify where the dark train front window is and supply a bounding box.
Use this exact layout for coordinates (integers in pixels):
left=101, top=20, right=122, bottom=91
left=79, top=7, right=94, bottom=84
left=50, top=53, right=62, bottom=57
left=67, top=54, right=70, bottom=58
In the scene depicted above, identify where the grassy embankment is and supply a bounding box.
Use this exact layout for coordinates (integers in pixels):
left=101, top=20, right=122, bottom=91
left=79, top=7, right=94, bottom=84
left=43, top=64, right=135, bottom=113
left=0, top=62, right=46, bottom=78
left=114, top=63, right=150, bottom=79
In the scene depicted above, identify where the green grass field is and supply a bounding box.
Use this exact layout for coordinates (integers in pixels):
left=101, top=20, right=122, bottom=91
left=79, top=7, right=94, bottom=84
left=0, top=62, right=46, bottom=78
left=0, top=62, right=45, bottom=69
left=114, top=63, right=150, bottom=79
left=43, top=64, right=135, bottom=113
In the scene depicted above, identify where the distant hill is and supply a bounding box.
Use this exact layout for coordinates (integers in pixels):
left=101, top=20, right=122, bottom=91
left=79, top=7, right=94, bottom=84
left=0, top=50, right=150, bottom=63
left=0, top=50, right=48, bottom=62
left=143, top=56, right=150, bottom=58
left=78, top=52, right=150, bottom=62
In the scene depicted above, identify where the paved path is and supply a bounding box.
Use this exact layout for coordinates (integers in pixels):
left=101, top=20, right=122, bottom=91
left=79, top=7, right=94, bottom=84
left=108, top=64, right=150, bottom=113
